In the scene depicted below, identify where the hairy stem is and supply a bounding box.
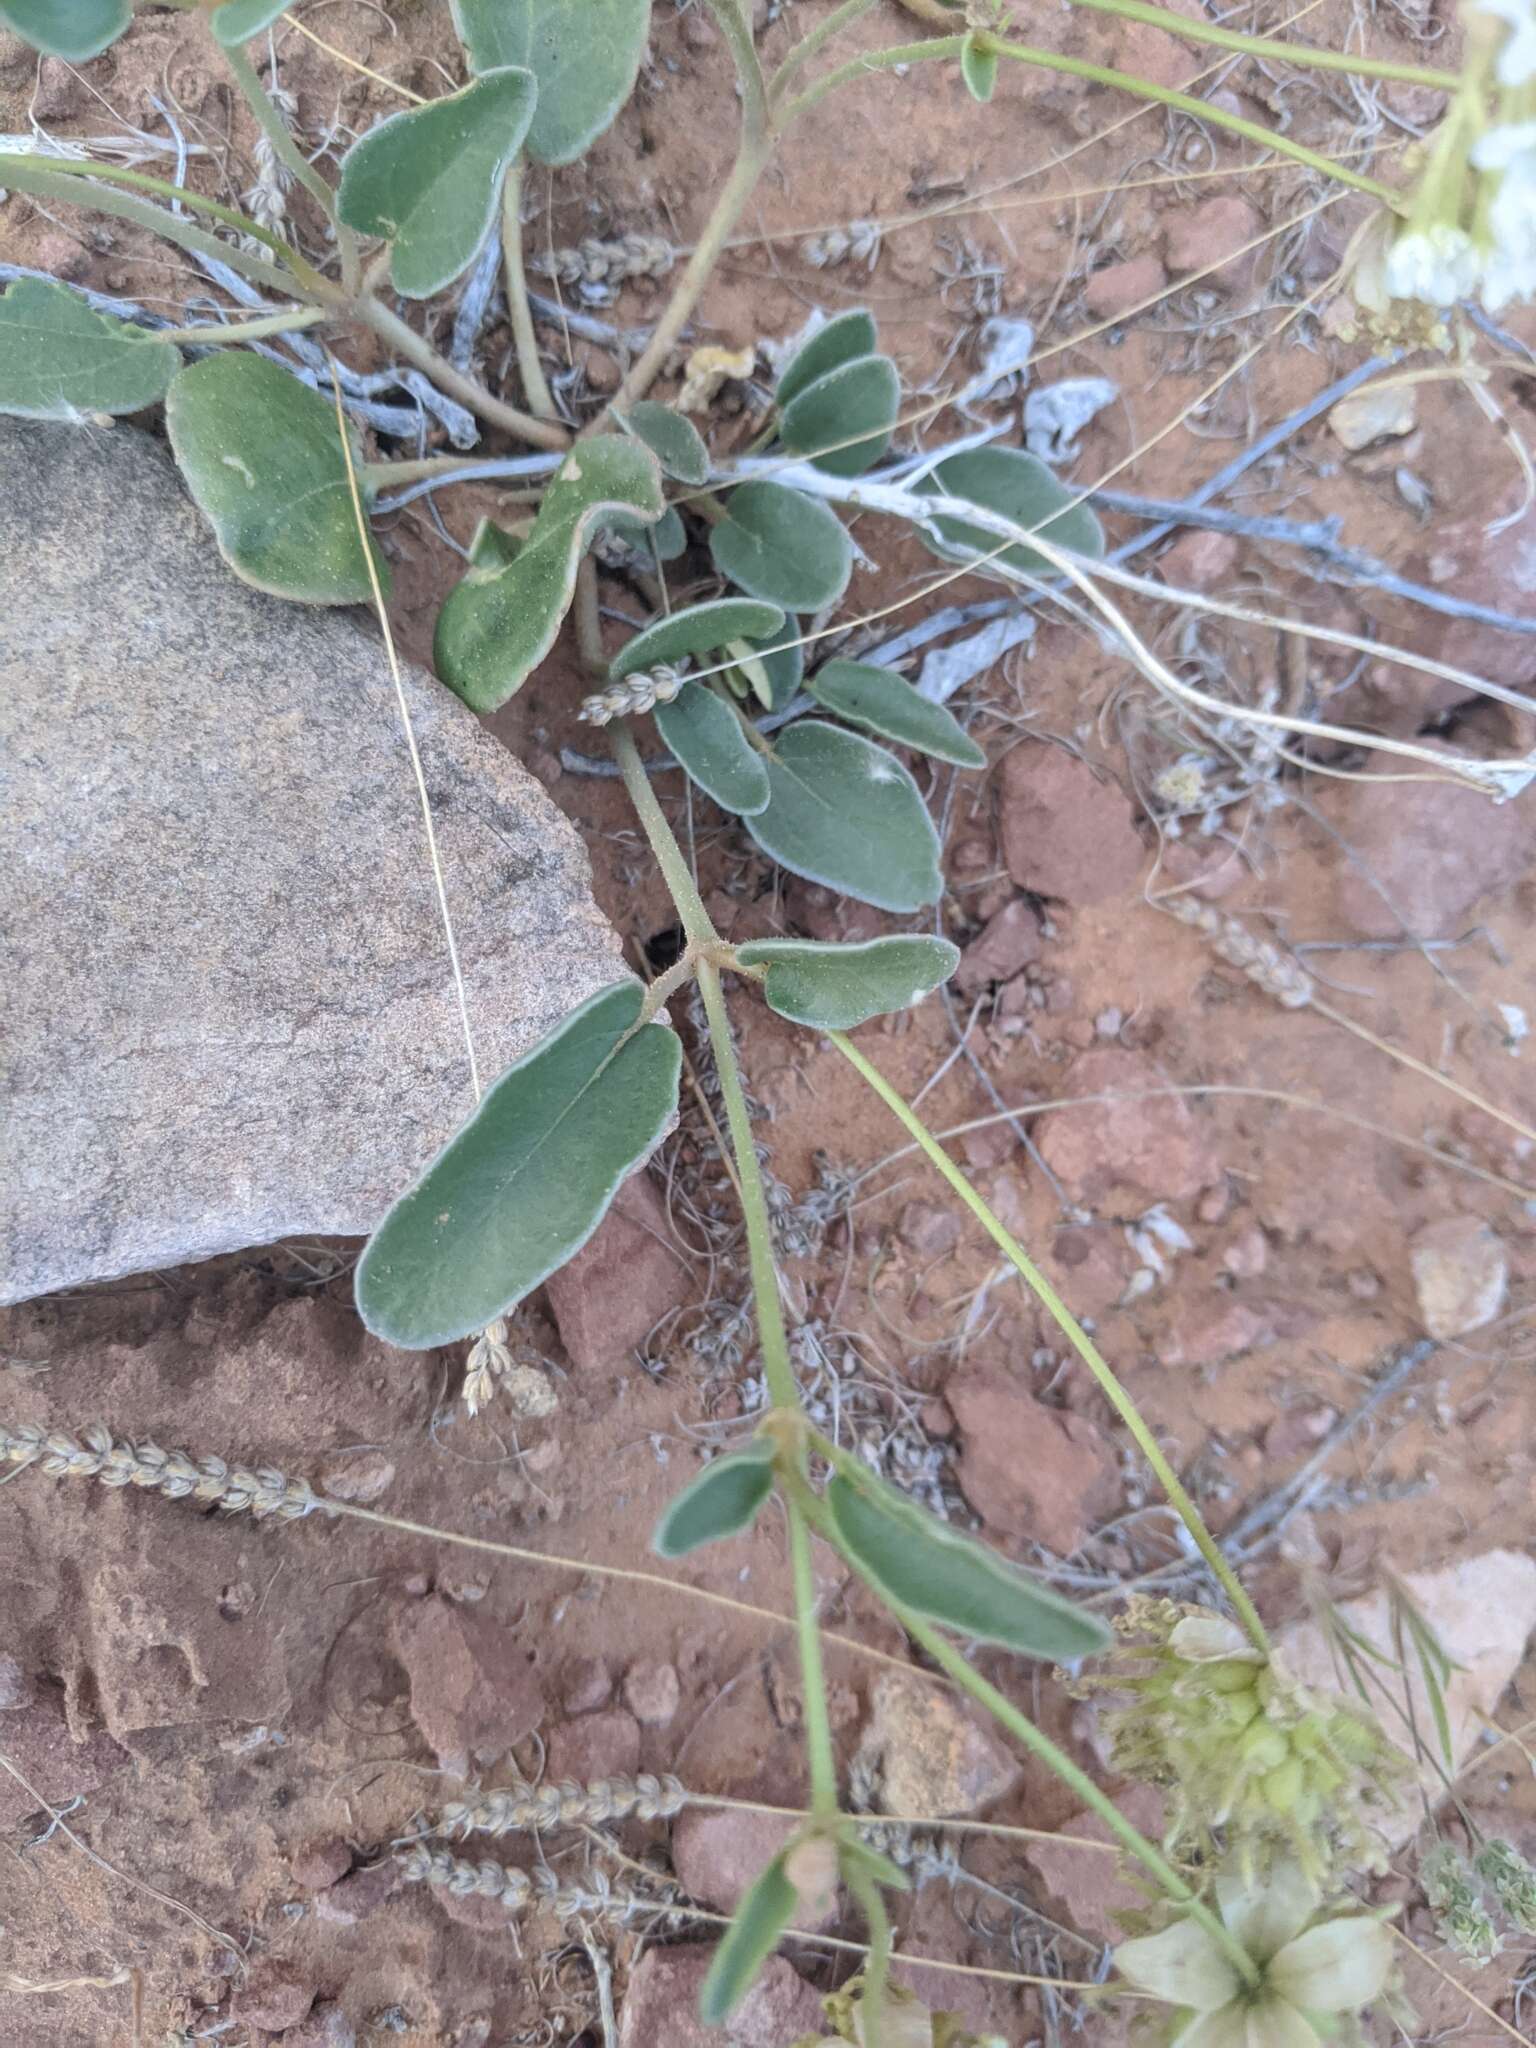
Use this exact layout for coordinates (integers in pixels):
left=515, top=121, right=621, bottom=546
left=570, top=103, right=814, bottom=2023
left=774, top=33, right=956, bottom=125
left=609, top=722, right=715, bottom=945
left=827, top=1031, right=1272, bottom=1656
left=500, top=157, right=559, bottom=422
left=221, top=40, right=354, bottom=236
left=786, top=1496, right=839, bottom=1816
left=155, top=305, right=328, bottom=344
left=769, top=0, right=882, bottom=100
left=356, top=298, right=572, bottom=450
left=842, top=1859, right=892, bottom=2030
left=896, top=1607, right=1262, bottom=1986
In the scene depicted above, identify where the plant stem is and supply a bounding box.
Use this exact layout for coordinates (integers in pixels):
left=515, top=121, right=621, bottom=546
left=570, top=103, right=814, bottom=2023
left=841, top=1858, right=892, bottom=2029
left=361, top=451, right=561, bottom=489
left=786, top=1497, right=839, bottom=1816
left=896, top=1607, right=1262, bottom=1987
left=609, top=722, right=716, bottom=945
left=155, top=304, right=328, bottom=343
left=356, top=298, right=572, bottom=450
left=827, top=1030, right=1272, bottom=1657
left=769, top=0, right=882, bottom=100
left=775, top=34, right=958, bottom=126
left=603, top=0, right=773, bottom=417
left=1001, top=1, right=1458, bottom=90
left=696, top=957, right=798, bottom=1414
left=221, top=40, right=350, bottom=225
left=500, top=156, right=558, bottom=423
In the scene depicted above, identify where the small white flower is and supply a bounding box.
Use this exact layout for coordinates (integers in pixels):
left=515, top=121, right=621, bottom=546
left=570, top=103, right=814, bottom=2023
left=1382, top=223, right=1482, bottom=306
left=1115, top=1862, right=1395, bottom=2048
left=1472, top=121, right=1536, bottom=307
left=1474, top=0, right=1536, bottom=84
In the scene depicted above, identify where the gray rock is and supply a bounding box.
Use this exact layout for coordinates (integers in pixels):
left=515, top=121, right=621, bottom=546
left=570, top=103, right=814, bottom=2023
left=0, top=418, right=621, bottom=1304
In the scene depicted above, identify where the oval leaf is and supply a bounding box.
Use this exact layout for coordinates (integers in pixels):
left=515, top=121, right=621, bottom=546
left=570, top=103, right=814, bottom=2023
left=653, top=1441, right=776, bottom=1559
left=604, top=502, right=685, bottom=563
left=337, top=69, right=537, bottom=299
left=710, top=481, right=852, bottom=613
left=0, top=0, right=128, bottom=58
left=807, top=658, right=985, bottom=769
left=356, top=983, right=681, bottom=1350
left=746, top=723, right=942, bottom=913
left=622, top=398, right=709, bottom=485
left=0, top=277, right=177, bottom=420
left=611, top=596, right=784, bottom=682
left=211, top=0, right=289, bottom=46
left=165, top=353, right=388, bottom=605
left=735, top=935, right=959, bottom=1031
left=827, top=1471, right=1111, bottom=1660
left=654, top=684, right=771, bottom=816
left=744, top=615, right=804, bottom=711
left=436, top=436, right=663, bottom=711
left=453, top=0, right=651, bottom=166
left=960, top=32, right=998, bottom=100
left=917, top=445, right=1104, bottom=576
left=779, top=353, right=899, bottom=478
left=777, top=308, right=878, bottom=410
left=699, top=1853, right=798, bottom=2026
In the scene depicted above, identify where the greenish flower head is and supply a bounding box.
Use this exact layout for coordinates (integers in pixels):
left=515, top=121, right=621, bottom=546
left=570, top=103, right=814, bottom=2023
left=1081, top=1601, right=1405, bottom=1884
left=1422, top=1842, right=1502, bottom=1964
left=1474, top=1838, right=1536, bottom=1936
left=1115, top=1860, right=1396, bottom=2048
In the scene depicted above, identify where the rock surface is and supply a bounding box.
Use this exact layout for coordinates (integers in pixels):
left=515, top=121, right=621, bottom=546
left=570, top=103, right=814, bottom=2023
left=1022, top=1782, right=1166, bottom=1944
left=997, top=743, right=1145, bottom=904
left=855, top=1672, right=1022, bottom=1817
left=618, top=1947, right=823, bottom=2048
left=1322, top=758, right=1536, bottom=938
left=0, top=416, right=621, bottom=1305
left=1038, top=1047, right=1220, bottom=1207
left=671, top=1806, right=836, bottom=1928
left=544, top=1169, right=691, bottom=1369
left=392, top=1595, right=543, bottom=1771
left=948, top=1366, right=1118, bottom=1555
left=1411, top=1215, right=1508, bottom=1338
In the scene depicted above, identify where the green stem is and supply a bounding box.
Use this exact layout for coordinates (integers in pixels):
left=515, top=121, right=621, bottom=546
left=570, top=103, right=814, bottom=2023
left=775, top=34, right=957, bottom=126
left=356, top=298, right=572, bottom=451
left=992, top=4, right=1457, bottom=91
left=896, top=1606, right=1262, bottom=1987
left=500, top=157, right=559, bottom=422
left=221, top=41, right=348, bottom=226
left=696, top=956, right=798, bottom=1414
left=786, top=1496, right=839, bottom=1816
left=602, top=2, right=773, bottom=417
left=826, top=1030, right=1272, bottom=1657
left=768, top=0, right=882, bottom=100
left=842, top=1858, right=892, bottom=2030
left=156, top=305, right=327, bottom=344
left=1, top=156, right=323, bottom=298
left=609, top=722, right=715, bottom=945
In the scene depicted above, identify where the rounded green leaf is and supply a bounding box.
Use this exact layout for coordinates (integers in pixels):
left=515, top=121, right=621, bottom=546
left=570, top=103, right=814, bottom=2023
left=961, top=32, right=999, bottom=100
left=467, top=516, right=522, bottom=571
left=710, top=482, right=852, bottom=613
left=610, top=597, right=785, bottom=682
left=452, top=0, right=652, bottom=166
left=653, top=1441, right=776, bottom=1559
left=436, top=436, right=664, bottom=711
left=746, top=723, right=942, bottom=913
left=917, top=445, right=1104, bottom=576
left=0, top=277, right=178, bottom=420
left=699, top=1853, right=798, bottom=2025
left=826, top=1471, right=1112, bottom=1660
left=0, top=0, right=128, bottom=58
left=776, top=309, right=878, bottom=410
left=807, top=658, right=986, bottom=769
left=165, top=353, right=389, bottom=605
left=622, top=399, right=709, bottom=486
left=735, top=935, right=959, bottom=1031
left=779, top=353, right=900, bottom=478
left=654, top=684, right=771, bottom=816
left=211, top=0, right=289, bottom=47
left=603, top=502, right=685, bottom=562
left=356, top=982, right=682, bottom=1350
left=337, top=69, right=537, bottom=299
left=743, top=616, right=804, bottom=711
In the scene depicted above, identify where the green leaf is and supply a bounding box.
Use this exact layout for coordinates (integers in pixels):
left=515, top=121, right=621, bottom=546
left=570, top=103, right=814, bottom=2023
left=743, top=616, right=805, bottom=711
left=777, top=309, right=877, bottom=410
left=604, top=502, right=685, bottom=562
left=699, top=1853, right=798, bottom=2025
left=960, top=32, right=998, bottom=100
left=735, top=935, right=959, bottom=1031
left=746, top=723, right=942, bottom=913
left=337, top=69, right=537, bottom=299
left=826, top=1469, right=1112, bottom=1660
left=467, top=516, right=522, bottom=571
left=0, top=277, right=177, bottom=420
left=653, top=1441, right=776, bottom=1559
left=0, top=0, right=128, bottom=58
left=779, top=353, right=899, bottom=478
left=452, top=0, right=652, bottom=166
left=710, top=481, right=852, bottom=613
left=917, top=445, right=1104, bottom=577
left=654, top=684, right=771, bottom=816
left=611, top=596, right=785, bottom=681
left=356, top=982, right=681, bottom=1350
left=807, top=658, right=986, bottom=769
left=165, top=353, right=389, bottom=605
left=840, top=1836, right=912, bottom=1894
left=436, top=436, right=663, bottom=711
left=210, top=0, right=289, bottom=47
left=621, top=399, right=709, bottom=486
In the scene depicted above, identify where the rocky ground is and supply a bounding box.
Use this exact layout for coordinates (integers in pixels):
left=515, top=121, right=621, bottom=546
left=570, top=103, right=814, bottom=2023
left=4, top=2, right=1536, bottom=2044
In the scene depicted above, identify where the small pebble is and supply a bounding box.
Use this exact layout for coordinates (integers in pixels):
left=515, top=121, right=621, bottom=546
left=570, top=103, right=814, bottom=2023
left=623, top=1659, right=680, bottom=1726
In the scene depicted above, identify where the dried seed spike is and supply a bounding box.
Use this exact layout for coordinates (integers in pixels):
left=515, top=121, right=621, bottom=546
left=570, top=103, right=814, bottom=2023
left=532, top=231, right=676, bottom=291
left=1166, top=897, right=1313, bottom=1009
left=577, top=662, right=690, bottom=726
left=0, top=1419, right=324, bottom=1522
left=801, top=219, right=882, bottom=271
left=431, top=1772, right=690, bottom=1842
